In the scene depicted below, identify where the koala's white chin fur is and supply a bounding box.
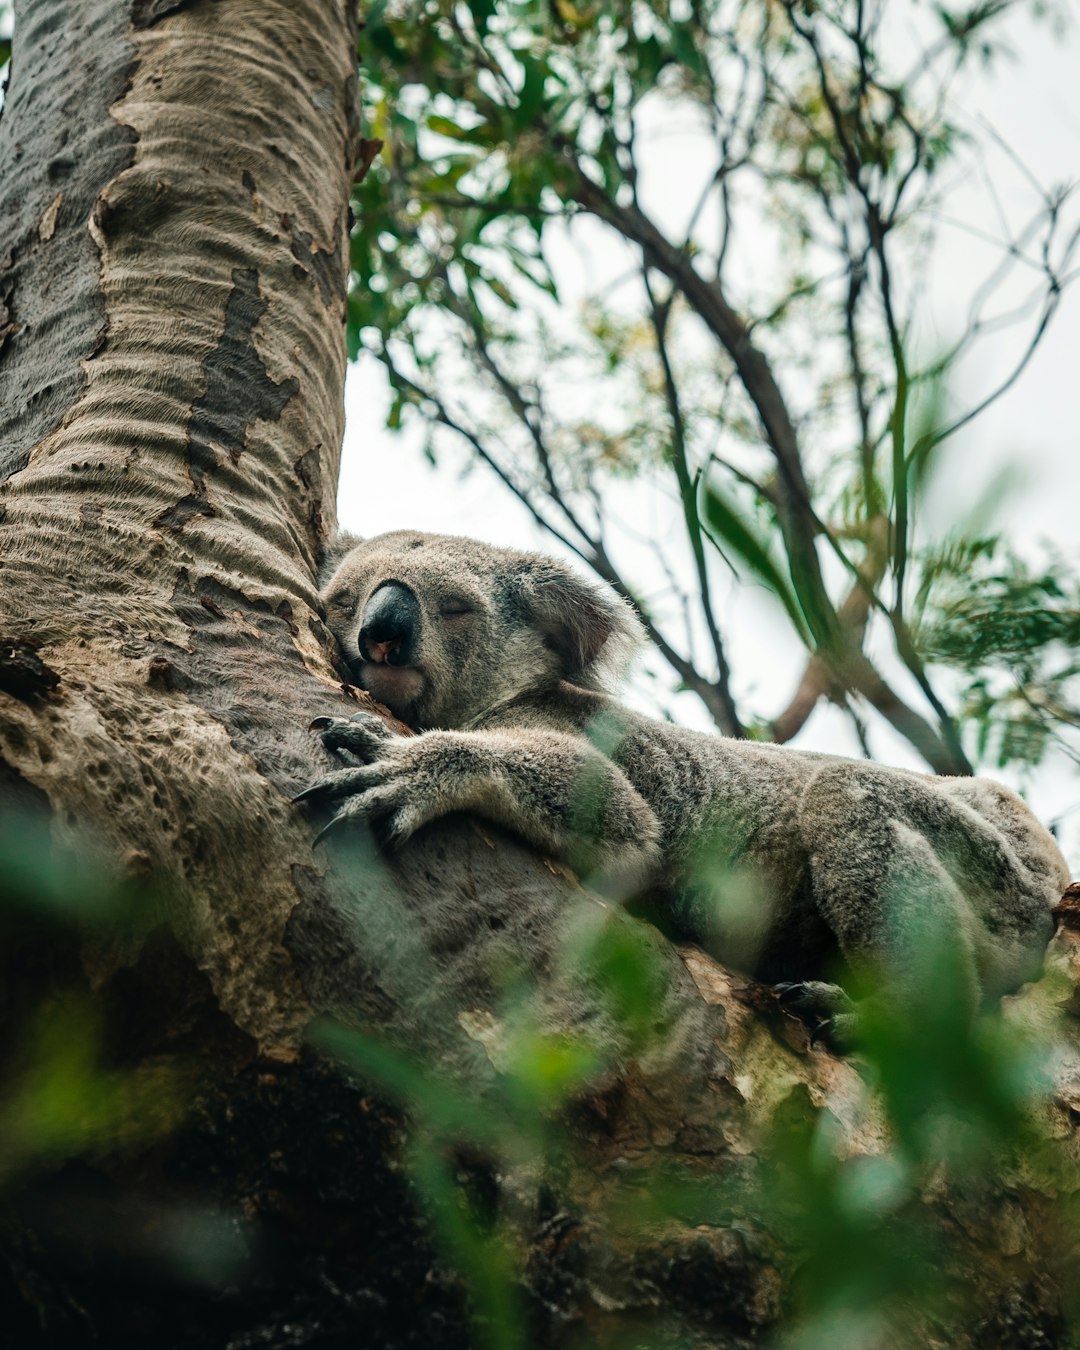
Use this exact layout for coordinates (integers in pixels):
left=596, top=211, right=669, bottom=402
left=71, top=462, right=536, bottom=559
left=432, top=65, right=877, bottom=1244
left=358, top=662, right=425, bottom=718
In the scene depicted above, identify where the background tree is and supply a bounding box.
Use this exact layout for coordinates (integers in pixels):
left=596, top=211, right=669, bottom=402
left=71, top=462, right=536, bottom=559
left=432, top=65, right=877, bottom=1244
left=2, top=3, right=1080, bottom=1348
left=353, top=0, right=1080, bottom=785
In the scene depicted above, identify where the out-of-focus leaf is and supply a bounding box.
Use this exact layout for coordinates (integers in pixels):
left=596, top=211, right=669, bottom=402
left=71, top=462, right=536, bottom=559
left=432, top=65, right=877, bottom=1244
left=427, top=114, right=500, bottom=147
left=501, top=1028, right=597, bottom=1110
left=702, top=482, right=811, bottom=645
left=505, top=244, right=558, bottom=299
left=565, top=903, right=669, bottom=1053
left=514, top=52, right=549, bottom=130
left=465, top=0, right=497, bottom=34
left=483, top=275, right=518, bottom=308
left=408, top=1137, right=522, bottom=1350
left=905, top=372, right=948, bottom=501
left=631, top=34, right=669, bottom=89
left=362, top=0, right=391, bottom=37
left=314, top=1017, right=500, bottom=1145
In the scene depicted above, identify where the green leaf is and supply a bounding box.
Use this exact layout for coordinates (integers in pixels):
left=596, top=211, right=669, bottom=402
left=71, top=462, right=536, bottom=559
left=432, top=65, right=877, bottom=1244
left=314, top=1018, right=499, bottom=1145
left=424, top=153, right=479, bottom=192
left=702, top=482, right=811, bottom=645
left=364, top=19, right=406, bottom=63
left=427, top=114, right=499, bottom=148
left=635, top=34, right=665, bottom=78
left=465, top=0, right=497, bottom=33
left=505, top=245, right=558, bottom=300
left=483, top=276, right=518, bottom=308
left=362, top=0, right=391, bottom=36
left=668, top=19, right=705, bottom=77
left=514, top=52, right=549, bottom=131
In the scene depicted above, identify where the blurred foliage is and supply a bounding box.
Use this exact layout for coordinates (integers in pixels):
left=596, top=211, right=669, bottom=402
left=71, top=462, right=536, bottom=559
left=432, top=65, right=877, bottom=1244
left=741, top=916, right=1073, bottom=1349
left=0, top=814, right=182, bottom=1186
left=319, top=876, right=1080, bottom=1349
left=3, top=789, right=1077, bottom=1343
left=314, top=900, right=655, bottom=1350
left=349, top=0, right=1079, bottom=782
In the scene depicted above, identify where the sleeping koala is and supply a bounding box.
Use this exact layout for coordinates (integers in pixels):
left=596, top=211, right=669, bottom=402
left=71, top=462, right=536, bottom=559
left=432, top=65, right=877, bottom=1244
left=298, top=529, right=1070, bottom=1035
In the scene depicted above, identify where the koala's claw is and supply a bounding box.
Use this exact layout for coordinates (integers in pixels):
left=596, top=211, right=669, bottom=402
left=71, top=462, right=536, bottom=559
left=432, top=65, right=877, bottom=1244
left=310, top=797, right=421, bottom=853
left=774, top=980, right=856, bottom=1053
left=297, top=756, right=426, bottom=853
left=293, top=764, right=372, bottom=805
left=774, top=979, right=853, bottom=1014
left=312, top=813, right=351, bottom=847
left=294, top=763, right=387, bottom=805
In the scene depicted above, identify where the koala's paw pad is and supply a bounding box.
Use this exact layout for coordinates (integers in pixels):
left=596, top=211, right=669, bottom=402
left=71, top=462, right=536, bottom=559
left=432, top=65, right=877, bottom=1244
left=294, top=750, right=426, bottom=854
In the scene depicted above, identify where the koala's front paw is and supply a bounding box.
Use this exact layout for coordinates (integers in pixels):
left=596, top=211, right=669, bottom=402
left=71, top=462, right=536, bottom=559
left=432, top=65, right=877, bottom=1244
left=296, top=718, right=430, bottom=851
left=309, top=710, right=396, bottom=761
left=295, top=759, right=429, bottom=850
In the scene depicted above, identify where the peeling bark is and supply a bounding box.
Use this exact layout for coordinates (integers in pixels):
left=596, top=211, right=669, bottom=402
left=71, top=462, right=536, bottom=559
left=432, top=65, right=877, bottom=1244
left=0, top=3, right=1078, bottom=1348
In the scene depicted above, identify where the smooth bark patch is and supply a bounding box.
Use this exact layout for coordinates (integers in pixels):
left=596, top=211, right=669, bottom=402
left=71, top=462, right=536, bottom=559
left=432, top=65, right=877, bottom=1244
left=0, top=0, right=136, bottom=480
left=282, top=212, right=347, bottom=305
left=185, top=267, right=300, bottom=496
left=132, top=0, right=198, bottom=28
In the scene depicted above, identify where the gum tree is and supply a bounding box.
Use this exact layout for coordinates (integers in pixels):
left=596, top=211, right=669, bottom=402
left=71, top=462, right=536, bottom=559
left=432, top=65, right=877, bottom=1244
left=0, top=3, right=791, bottom=1341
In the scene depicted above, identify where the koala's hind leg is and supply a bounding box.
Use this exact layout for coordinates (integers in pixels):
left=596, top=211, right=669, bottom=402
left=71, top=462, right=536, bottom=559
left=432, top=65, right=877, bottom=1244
left=793, top=763, right=999, bottom=1041
left=938, top=774, right=1066, bottom=977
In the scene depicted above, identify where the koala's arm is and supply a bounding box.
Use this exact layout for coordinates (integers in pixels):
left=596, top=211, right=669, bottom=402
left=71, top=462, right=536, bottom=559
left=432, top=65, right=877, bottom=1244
left=297, top=713, right=663, bottom=893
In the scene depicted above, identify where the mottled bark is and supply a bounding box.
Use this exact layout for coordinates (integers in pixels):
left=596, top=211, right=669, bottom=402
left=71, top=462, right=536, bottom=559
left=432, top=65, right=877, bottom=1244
left=0, top=4, right=788, bottom=1342
left=0, top=4, right=1077, bottom=1348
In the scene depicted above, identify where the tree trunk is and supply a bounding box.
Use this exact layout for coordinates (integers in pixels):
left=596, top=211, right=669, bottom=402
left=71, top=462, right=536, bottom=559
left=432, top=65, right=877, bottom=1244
left=0, top=4, right=1076, bottom=1348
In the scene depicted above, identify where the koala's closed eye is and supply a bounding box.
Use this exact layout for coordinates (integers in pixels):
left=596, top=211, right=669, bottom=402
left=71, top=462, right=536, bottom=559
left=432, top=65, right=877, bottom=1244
left=327, top=591, right=357, bottom=615
left=439, top=598, right=475, bottom=617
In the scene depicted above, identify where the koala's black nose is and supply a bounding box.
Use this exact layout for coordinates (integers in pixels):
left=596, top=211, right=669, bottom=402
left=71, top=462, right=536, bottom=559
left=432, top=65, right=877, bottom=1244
left=359, top=582, right=420, bottom=667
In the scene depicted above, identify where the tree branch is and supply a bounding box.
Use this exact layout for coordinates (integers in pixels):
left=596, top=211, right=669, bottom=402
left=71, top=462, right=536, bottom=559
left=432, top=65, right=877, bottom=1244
left=643, top=273, right=745, bottom=738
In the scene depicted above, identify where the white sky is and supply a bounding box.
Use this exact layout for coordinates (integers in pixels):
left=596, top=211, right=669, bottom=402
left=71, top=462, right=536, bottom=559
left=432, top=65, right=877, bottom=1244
left=339, top=6, right=1080, bottom=864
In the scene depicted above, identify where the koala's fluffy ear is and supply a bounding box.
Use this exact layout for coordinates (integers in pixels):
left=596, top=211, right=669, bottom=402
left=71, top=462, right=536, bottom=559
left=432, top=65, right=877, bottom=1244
left=518, top=563, right=645, bottom=689
left=317, top=530, right=363, bottom=587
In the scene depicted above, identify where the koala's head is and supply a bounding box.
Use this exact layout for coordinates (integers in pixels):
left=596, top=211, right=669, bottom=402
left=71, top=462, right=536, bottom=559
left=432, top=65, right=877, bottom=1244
left=319, top=530, right=644, bottom=728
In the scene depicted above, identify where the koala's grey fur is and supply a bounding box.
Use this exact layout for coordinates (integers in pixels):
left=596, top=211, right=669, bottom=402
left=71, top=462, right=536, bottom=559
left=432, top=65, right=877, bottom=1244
left=303, top=530, right=1070, bottom=1026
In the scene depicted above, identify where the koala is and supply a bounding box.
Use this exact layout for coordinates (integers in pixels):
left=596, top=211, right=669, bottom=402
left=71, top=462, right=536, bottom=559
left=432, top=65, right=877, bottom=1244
left=298, top=529, right=1071, bottom=1039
